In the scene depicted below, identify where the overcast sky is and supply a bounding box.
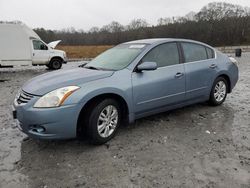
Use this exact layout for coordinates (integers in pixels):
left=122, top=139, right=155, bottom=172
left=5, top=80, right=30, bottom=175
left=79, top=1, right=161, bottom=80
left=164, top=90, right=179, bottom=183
left=0, top=0, right=249, bottom=31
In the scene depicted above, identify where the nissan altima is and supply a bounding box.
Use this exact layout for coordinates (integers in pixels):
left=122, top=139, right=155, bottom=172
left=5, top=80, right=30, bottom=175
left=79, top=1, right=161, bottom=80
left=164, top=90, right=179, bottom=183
left=13, top=38, right=239, bottom=144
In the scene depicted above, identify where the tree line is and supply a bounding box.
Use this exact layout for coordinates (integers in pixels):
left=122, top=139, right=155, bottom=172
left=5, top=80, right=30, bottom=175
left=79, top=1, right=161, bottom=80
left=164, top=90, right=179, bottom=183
left=34, top=2, right=250, bottom=46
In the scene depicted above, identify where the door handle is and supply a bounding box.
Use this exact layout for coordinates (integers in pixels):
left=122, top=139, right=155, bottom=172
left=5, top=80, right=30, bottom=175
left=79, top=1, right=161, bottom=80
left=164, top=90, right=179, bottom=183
left=209, top=64, right=217, bottom=69
left=175, top=72, right=184, bottom=78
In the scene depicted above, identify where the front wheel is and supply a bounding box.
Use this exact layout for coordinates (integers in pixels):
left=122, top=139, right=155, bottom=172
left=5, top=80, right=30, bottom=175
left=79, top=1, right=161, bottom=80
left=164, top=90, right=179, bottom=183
left=86, top=99, right=121, bottom=145
left=49, top=58, right=62, bottom=70
left=209, top=77, right=228, bottom=106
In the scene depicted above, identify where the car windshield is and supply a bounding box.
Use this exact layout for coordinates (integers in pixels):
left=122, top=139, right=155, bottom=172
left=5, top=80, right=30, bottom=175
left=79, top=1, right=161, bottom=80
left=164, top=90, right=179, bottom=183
left=85, top=44, right=147, bottom=71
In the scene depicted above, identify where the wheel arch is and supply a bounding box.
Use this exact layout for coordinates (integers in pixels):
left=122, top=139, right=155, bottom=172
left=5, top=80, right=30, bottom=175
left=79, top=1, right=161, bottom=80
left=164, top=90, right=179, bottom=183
left=49, top=56, right=63, bottom=63
left=217, top=74, right=232, bottom=93
left=76, top=92, right=130, bottom=137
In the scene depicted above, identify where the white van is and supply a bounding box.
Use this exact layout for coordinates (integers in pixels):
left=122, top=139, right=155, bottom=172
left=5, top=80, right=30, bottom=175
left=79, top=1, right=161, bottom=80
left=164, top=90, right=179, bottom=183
left=0, top=23, right=67, bottom=69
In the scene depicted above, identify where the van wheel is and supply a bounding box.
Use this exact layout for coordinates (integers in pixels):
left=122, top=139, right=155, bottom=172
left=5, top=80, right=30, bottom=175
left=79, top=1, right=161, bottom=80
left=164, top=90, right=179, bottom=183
left=209, top=77, right=228, bottom=106
left=85, top=99, right=121, bottom=145
left=49, top=58, right=62, bottom=70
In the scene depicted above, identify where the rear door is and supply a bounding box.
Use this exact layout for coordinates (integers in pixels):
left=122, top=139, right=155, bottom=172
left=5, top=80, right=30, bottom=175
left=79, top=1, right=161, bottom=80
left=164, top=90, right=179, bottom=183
left=132, top=42, right=186, bottom=115
left=181, top=42, right=217, bottom=100
left=32, top=39, right=50, bottom=64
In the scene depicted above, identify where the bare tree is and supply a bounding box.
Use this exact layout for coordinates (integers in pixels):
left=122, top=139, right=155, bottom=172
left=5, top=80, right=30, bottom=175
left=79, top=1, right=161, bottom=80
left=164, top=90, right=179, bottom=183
left=127, top=19, right=149, bottom=30
left=32, top=1, right=250, bottom=46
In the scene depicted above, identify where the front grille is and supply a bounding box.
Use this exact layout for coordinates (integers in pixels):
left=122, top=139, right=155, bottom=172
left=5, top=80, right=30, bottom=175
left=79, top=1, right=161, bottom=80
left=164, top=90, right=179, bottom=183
left=16, top=90, right=34, bottom=105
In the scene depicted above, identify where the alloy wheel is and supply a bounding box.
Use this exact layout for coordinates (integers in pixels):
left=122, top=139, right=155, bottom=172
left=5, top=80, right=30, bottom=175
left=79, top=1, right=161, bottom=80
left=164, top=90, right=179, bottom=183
left=214, top=81, right=226, bottom=102
left=97, top=105, right=118, bottom=138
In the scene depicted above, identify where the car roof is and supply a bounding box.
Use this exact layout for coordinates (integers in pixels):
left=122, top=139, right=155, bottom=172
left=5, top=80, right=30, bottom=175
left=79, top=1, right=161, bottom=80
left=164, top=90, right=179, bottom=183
left=123, top=38, right=213, bottom=48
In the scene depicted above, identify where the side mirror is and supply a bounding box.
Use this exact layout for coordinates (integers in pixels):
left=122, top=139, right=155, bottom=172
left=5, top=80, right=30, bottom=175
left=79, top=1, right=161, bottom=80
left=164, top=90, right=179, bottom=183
left=40, top=44, right=48, bottom=50
left=136, top=62, right=157, bottom=72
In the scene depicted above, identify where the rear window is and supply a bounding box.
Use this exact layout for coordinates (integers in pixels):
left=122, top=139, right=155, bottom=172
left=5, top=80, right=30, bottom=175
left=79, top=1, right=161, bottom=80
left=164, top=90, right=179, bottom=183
left=182, top=42, right=207, bottom=63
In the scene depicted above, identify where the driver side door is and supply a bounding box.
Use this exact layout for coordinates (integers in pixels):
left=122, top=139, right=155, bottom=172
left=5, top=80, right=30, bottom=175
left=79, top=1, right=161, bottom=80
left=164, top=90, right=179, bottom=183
left=32, top=39, right=50, bottom=64
left=132, top=42, right=186, bottom=117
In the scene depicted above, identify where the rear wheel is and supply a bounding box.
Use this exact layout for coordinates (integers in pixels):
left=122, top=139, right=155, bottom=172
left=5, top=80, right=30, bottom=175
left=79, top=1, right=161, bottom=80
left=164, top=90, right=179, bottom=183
left=49, top=58, right=62, bottom=70
left=84, top=99, right=121, bottom=145
left=209, top=77, right=228, bottom=106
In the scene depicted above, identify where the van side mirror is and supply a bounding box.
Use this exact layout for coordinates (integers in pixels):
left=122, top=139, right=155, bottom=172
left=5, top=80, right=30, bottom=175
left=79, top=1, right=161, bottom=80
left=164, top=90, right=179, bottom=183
left=40, top=44, right=48, bottom=50
left=136, top=62, right=157, bottom=72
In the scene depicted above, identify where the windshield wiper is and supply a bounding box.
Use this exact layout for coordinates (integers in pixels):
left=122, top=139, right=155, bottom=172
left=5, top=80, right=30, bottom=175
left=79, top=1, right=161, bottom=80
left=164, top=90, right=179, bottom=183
left=78, top=62, right=88, bottom=67
left=84, top=66, right=115, bottom=71
left=84, top=66, right=100, bottom=70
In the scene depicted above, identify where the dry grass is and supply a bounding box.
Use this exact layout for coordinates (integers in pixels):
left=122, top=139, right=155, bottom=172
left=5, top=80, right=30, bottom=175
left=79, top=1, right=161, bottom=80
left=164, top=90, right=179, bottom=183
left=57, top=45, right=113, bottom=59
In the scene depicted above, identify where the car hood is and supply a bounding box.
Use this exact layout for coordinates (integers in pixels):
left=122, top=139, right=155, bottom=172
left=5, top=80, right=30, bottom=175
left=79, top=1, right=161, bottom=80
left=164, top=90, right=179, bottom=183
left=22, top=68, right=114, bottom=95
left=48, top=40, right=61, bottom=49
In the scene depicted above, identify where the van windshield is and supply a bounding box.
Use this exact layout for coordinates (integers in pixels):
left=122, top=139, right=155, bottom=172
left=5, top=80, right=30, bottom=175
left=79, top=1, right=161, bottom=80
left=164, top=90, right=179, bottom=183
left=85, top=44, right=146, bottom=71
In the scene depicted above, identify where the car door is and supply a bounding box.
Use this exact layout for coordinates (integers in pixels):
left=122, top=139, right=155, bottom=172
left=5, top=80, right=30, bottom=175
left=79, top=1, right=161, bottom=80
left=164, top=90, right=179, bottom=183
left=32, top=39, right=50, bottom=64
left=132, top=42, right=186, bottom=115
left=181, top=42, right=217, bottom=100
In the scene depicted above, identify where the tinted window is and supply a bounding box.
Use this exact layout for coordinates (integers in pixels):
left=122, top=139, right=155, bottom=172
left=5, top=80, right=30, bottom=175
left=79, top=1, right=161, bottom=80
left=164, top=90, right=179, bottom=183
left=142, top=43, right=179, bottom=67
left=182, top=42, right=207, bottom=62
left=206, top=47, right=214, bottom=59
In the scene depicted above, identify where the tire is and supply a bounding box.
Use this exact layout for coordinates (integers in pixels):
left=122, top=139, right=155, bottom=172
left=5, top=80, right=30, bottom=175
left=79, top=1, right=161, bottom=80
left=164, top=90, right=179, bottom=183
left=49, top=58, right=62, bottom=70
left=209, top=77, right=228, bottom=106
left=85, top=99, right=121, bottom=145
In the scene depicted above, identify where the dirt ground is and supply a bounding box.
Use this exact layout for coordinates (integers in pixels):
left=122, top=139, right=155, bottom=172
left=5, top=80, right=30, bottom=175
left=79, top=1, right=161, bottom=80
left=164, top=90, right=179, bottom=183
left=0, top=55, right=250, bottom=188
left=57, top=45, right=112, bottom=59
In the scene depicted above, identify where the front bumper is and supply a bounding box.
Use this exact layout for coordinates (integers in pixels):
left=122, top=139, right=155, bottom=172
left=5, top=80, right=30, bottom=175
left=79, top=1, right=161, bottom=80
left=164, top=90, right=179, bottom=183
left=13, top=97, right=82, bottom=140
left=63, top=56, right=68, bottom=64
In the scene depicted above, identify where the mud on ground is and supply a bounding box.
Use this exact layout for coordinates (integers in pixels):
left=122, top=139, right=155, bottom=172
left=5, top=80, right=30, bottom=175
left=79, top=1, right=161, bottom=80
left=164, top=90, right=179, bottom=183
left=0, top=56, right=250, bottom=188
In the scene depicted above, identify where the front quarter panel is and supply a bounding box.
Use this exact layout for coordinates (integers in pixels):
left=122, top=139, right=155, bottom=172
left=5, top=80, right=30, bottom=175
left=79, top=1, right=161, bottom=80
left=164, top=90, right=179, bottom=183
left=63, top=69, right=134, bottom=120
left=49, top=49, right=67, bottom=62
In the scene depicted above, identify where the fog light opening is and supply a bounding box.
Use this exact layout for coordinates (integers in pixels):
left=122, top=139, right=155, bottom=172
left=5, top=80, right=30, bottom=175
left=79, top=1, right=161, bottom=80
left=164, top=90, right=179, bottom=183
left=30, top=125, right=46, bottom=133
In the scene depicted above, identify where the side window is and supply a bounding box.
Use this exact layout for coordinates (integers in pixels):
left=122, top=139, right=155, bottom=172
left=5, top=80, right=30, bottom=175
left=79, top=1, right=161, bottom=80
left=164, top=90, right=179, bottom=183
left=142, top=43, right=179, bottom=67
left=32, top=40, right=48, bottom=50
left=206, top=47, right=214, bottom=59
left=182, top=42, right=207, bottom=63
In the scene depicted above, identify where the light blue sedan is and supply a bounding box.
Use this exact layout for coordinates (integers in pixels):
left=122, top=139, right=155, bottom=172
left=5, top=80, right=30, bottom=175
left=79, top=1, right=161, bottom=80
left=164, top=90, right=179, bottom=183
left=13, top=38, right=239, bottom=144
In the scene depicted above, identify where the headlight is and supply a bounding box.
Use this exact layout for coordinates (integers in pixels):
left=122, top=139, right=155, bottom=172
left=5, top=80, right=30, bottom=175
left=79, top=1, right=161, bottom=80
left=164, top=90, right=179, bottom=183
left=15, top=89, right=21, bottom=100
left=34, top=86, right=80, bottom=108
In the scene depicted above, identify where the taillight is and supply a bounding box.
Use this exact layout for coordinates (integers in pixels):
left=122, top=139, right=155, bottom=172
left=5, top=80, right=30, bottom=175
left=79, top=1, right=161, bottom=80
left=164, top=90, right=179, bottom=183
left=229, top=57, right=238, bottom=66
